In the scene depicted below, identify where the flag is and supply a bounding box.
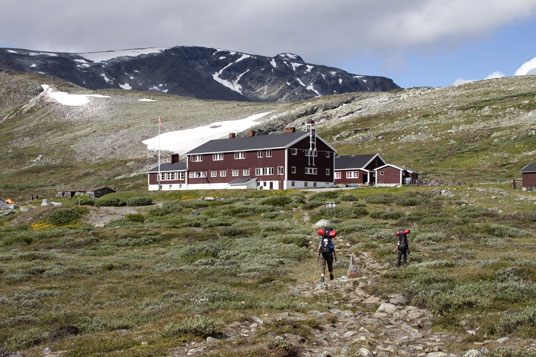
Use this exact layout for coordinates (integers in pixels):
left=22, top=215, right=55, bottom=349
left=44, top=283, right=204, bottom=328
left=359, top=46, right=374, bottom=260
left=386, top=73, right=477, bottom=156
left=158, top=116, right=163, bottom=128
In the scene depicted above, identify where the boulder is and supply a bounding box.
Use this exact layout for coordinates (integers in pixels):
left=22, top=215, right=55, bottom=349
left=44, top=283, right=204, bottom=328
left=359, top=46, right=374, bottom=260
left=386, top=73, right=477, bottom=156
left=41, top=199, right=50, bottom=206
left=462, top=350, right=485, bottom=357
left=376, top=303, right=397, bottom=314
left=356, top=347, right=374, bottom=357
left=313, top=219, right=331, bottom=228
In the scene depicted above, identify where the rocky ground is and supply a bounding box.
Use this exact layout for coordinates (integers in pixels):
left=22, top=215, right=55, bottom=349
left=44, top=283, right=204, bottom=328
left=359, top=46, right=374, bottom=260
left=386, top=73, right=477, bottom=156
left=170, top=251, right=536, bottom=357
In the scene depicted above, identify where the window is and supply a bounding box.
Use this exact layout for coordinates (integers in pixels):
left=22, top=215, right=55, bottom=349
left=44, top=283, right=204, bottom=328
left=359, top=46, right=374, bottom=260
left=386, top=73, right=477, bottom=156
left=159, top=173, right=165, bottom=181
left=291, top=181, right=295, bottom=187
left=257, top=150, right=263, bottom=158
left=255, top=168, right=262, bottom=176
left=380, top=171, right=384, bottom=176
left=313, top=182, right=317, bottom=187
left=326, top=152, right=331, bottom=158
left=220, top=170, right=226, bottom=177
left=305, top=167, right=317, bottom=175
left=211, top=170, right=217, bottom=178
left=326, top=168, right=330, bottom=176
left=346, top=171, right=359, bottom=178
left=212, top=153, right=224, bottom=161
left=277, top=166, right=284, bottom=175
left=234, top=152, right=245, bottom=160
left=179, top=172, right=185, bottom=180
left=291, top=166, right=296, bottom=174
left=191, top=155, right=203, bottom=162
left=291, top=148, right=297, bottom=155
left=243, top=169, right=250, bottom=176
left=165, top=172, right=171, bottom=180
left=232, top=169, right=239, bottom=177
left=189, top=171, right=206, bottom=178
left=266, top=150, right=272, bottom=157
left=304, top=181, right=308, bottom=187
left=335, top=172, right=341, bottom=179
left=263, top=167, right=274, bottom=175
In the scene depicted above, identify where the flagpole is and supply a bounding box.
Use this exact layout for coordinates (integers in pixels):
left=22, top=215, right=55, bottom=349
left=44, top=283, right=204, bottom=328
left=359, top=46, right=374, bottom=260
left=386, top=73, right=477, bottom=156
left=158, top=117, right=161, bottom=191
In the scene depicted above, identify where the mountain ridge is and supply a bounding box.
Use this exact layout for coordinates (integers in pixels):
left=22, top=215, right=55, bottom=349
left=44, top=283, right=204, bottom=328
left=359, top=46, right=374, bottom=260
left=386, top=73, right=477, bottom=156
left=0, top=45, right=399, bottom=102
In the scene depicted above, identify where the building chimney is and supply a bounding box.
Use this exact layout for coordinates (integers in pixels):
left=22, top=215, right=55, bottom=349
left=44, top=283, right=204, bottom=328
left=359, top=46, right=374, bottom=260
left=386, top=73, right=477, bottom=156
left=170, top=154, right=179, bottom=164
left=248, top=130, right=256, bottom=137
left=229, top=133, right=236, bottom=139
left=285, top=127, right=296, bottom=133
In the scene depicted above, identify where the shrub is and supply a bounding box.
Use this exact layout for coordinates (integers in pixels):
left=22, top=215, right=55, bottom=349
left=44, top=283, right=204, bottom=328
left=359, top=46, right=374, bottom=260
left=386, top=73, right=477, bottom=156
left=341, top=194, right=358, bottom=201
left=47, top=207, right=86, bottom=226
left=366, top=194, right=394, bottom=205
left=220, top=226, right=244, bottom=237
left=370, top=210, right=404, bottom=220
left=261, top=196, right=292, bottom=207
left=125, top=213, right=145, bottom=223
left=74, top=195, right=95, bottom=206
left=126, top=196, right=153, bottom=206
left=160, top=317, right=223, bottom=338
left=95, top=197, right=126, bottom=207
left=277, top=234, right=309, bottom=247
left=493, top=305, right=536, bottom=336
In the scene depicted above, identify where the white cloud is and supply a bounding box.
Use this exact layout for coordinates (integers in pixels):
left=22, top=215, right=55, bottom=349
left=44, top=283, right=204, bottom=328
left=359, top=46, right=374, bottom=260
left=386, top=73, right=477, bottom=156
left=515, top=57, right=536, bottom=75
left=453, top=78, right=475, bottom=86
left=2, top=0, right=536, bottom=66
left=484, top=71, right=505, bottom=80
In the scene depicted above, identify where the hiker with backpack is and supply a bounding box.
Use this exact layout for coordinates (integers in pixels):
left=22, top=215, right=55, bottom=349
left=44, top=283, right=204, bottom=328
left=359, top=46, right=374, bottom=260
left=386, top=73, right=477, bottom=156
left=394, top=228, right=410, bottom=267
left=317, top=227, right=337, bottom=282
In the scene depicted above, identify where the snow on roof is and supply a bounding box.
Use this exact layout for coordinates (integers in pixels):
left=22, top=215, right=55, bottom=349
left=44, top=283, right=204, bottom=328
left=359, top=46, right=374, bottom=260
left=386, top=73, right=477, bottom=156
left=41, top=84, right=110, bottom=106
left=79, top=48, right=165, bottom=63
left=142, top=111, right=272, bottom=155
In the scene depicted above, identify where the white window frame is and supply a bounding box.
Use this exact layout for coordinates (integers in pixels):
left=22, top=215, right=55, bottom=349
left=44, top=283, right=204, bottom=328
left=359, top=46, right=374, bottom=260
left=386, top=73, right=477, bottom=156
left=277, top=166, right=284, bottom=175
left=291, top=148, right=297, bottom=155
left=220, top=170, right=226, bottom=177
left=257, top=150, right=263, bottom=158
left=305, top=167, right=317, bottom=175
left=291, top=166, right=296, bottom=174
left=191, top=155, right=203, bottom=162
left=266, top=150, right=272, bottom=157
left=262, top=167, right=274, bottom=175
left=326, top=152, right=331, bottom=158
left=243, top=169, right=250, bottom=176
left=210, top=170, right=217, bottom=178
left=189, top=171, right=207, bottom=178
left=255, top=168, right=262, bottom=176
left=179, top=172, right=185, bottom=180
left=159, top=173, right=165, bottom=181
left=232, top=169, right=239, bottom=177
left=326, top=168, right=330, bottom=176
left=212, top=153, right=224, bottom=161
left=234, top=152, right=246, bottom=160
left=346, top=171, right=359, bottom=178
left=335, top=172, right=341, bottom=180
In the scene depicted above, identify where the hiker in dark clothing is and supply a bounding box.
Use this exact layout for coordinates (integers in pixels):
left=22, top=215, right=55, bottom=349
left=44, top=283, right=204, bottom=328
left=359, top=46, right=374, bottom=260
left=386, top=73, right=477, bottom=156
left=317, top=227, right=337, bottom=282
left=394, top=229, right=410, bottom=267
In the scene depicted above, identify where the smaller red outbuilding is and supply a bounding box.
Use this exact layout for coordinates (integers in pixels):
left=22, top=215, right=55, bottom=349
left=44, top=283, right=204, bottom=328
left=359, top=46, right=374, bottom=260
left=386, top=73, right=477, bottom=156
left=374, top=164, right=418, bottom=187
left=521, top=163, right=536, bottom=190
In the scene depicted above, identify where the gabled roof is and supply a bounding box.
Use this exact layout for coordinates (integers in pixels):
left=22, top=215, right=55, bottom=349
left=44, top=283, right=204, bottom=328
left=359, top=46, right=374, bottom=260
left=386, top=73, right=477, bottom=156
left=185, top=131, right=336, bottom=155
left=375, top=163, right=419, bottom=174
left=335, top=154, right=384, bottom=170
left=521, top=163, right=536, bottom=173
left=148, top=162, right=187, bottom=173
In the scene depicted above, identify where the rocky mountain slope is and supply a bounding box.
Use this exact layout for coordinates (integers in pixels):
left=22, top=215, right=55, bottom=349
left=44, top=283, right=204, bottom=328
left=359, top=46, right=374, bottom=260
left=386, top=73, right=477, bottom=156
left=0, top=70, right=535, bottom=197
left=0, top=46, right=399, bottom=102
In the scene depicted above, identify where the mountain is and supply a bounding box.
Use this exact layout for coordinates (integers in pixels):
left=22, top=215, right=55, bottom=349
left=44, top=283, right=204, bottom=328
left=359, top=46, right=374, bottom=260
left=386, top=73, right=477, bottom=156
left=0, top=46, right=399, bottom=102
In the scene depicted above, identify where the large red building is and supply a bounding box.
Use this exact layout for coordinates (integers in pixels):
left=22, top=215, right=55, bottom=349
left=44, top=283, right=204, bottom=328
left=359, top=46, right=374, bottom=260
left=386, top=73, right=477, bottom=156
left=147, top=121, right=337, bottom=191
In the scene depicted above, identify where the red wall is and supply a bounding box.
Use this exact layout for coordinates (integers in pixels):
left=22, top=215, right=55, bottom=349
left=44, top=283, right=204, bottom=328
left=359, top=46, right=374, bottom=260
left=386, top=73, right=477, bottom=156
left=522, top=172, right=536, bottom=188
left=376, top=166, right=401, bottom=185
left=334, top=169, right=369, bottom=185
left=287, top=137, right=334, bottom=182
left=187, top=148, right=286, bottom=184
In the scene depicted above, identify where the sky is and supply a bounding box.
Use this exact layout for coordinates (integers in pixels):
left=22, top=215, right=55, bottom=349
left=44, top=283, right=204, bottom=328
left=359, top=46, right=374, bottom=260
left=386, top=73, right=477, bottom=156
left=2, top=0, right=536, bottom=88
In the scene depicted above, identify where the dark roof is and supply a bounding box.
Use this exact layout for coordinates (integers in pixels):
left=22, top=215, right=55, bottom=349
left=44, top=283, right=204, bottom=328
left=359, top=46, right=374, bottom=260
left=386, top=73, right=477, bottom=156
left=335, top=154, right=378, bottom=170
left=56, top=186, right=114, bottom=192
left=148, top=162, right=187, bottom=173
left=229, top=177, right=257, bottom=185
left=186, top=131, right=309, bottom=154
left=521, top=163, right=536, bottom=173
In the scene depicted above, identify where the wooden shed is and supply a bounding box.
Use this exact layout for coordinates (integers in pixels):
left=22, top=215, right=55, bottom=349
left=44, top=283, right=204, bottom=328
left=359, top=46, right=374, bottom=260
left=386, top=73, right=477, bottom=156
left=374, top=164, right=418, bottom=187
left=521, top=163, right=536, bottom=190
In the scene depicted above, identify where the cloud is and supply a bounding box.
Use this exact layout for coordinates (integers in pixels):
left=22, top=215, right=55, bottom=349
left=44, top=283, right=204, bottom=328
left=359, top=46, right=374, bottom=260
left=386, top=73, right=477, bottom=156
left=453, top=71, right=505, bottom=86
left=515, top=57, right=536, bottom=75
left=2, top=0, right=536, bottom=67
left=484, top=71, right=505, bottom=79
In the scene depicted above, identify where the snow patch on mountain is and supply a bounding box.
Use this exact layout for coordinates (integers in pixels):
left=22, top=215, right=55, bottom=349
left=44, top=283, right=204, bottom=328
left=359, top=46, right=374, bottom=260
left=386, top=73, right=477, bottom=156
left=80, top=48, right=165, bottom=63
left=142, top=111, right=272, bottom=154
left=119, top=83, right=132, bottom=90
left=41, top=84, right=110, bottom=106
